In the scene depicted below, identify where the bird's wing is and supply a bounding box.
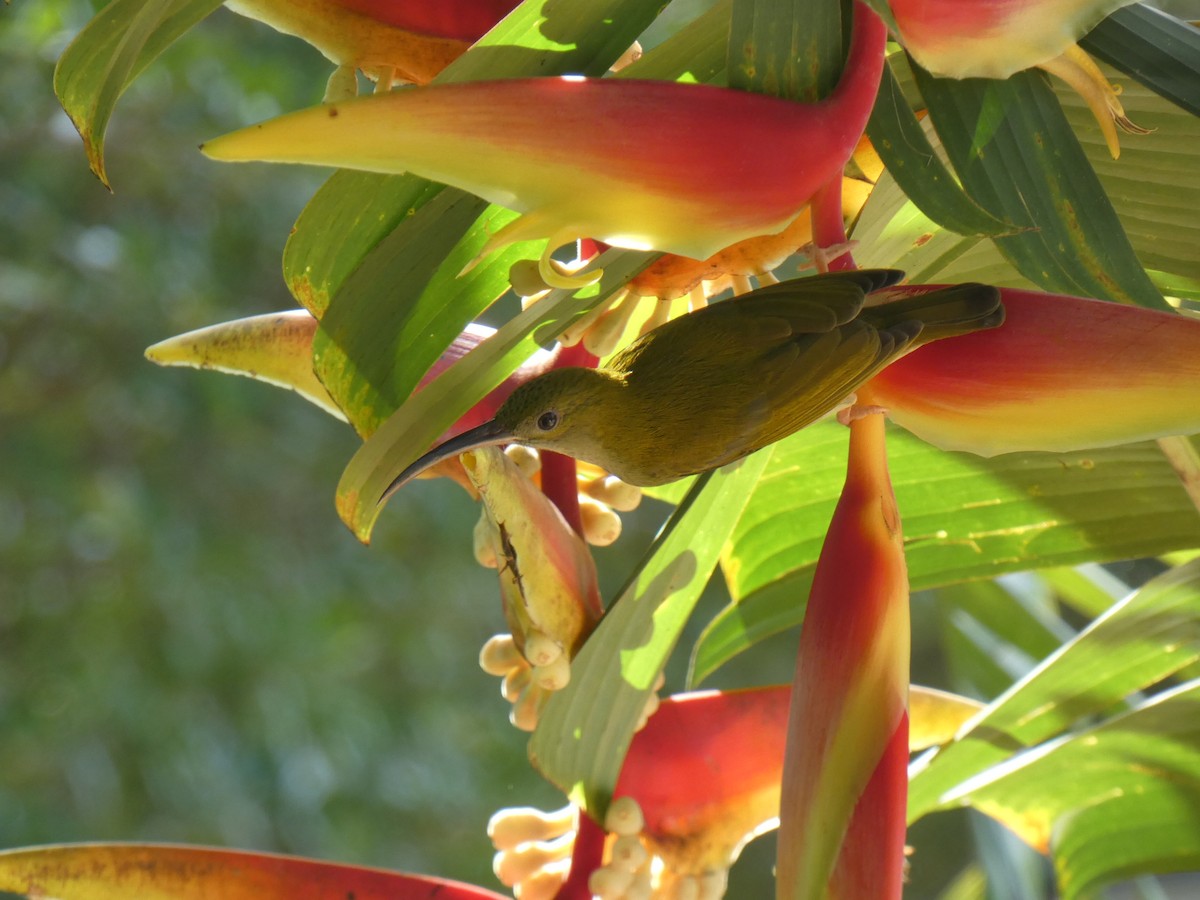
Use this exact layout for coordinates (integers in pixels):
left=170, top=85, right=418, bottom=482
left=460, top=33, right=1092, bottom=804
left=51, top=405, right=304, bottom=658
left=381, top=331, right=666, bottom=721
left=615, top=270, right=902, bottom=376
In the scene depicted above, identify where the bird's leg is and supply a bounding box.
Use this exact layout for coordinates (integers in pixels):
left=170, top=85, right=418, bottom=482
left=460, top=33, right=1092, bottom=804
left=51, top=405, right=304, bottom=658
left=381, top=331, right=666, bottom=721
left=810, top=175, right=859, bottom=272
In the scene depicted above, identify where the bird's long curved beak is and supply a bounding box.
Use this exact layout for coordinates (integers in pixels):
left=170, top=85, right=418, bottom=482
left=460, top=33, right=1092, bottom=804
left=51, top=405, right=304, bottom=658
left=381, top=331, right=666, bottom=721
left=379, top=418, right=516, bottom=506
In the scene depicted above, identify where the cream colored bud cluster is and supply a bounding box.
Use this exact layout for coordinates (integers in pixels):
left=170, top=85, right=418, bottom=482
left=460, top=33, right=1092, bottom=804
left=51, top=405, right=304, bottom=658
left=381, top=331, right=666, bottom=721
left=488, top=804, right=578, bottom=900
left=480, top=633, right=567, bottom=732
left=590, top=798, right=728, bottom=900
left=577, top=468, right=641, bottom=547
left=481, top=632, right=664, bottom=734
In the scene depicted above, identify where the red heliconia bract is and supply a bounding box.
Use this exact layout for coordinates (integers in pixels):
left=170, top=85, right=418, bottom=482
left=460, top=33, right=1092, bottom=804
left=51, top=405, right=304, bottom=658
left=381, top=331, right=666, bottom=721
left=202, top=3, right=888, bottom=278
left=866, top=287, right=1200, bottom=456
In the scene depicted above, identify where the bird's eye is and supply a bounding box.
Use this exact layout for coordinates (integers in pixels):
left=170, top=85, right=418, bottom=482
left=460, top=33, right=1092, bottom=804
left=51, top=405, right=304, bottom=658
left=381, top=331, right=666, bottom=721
left=537, top=411, right=559, bottom=431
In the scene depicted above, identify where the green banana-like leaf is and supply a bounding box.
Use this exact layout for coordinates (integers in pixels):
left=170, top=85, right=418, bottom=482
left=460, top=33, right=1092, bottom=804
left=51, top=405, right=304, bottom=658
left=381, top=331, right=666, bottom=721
left=692, top=424, right=1200, bottom=683
left=914, top=64, right=1169, bottom=309
left=855, top=63, right=1200, bottom=301
left=1082, top=3, right=1200, bottom=116
left=867, top=61, right=1017, bottom=237
left=729, top=0, right=843, bottom=101
left=932, top=678, right=1200, bottom=898
left=529, top=449, right=773, bottom=817
left=909, top=558, right=1200, bottom=823
left=53, top=0, right=224, bottom=188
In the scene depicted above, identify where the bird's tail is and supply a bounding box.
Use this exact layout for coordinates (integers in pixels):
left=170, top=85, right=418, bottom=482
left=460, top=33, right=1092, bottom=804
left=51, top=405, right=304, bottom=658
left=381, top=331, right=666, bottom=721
left=865, top=282, right=1005, bottom=349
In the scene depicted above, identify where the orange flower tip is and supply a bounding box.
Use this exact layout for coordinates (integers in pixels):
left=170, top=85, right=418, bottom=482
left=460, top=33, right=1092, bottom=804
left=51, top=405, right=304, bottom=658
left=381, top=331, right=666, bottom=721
left=836, top=401, right=888, bottom=425
left=580, top=473, right=642, bottom=512
left=324, top=64, right=359, bottom=103
left=503, top=444, right=541, bottom=477
left=509, top=258, right=554, bottom=299
left=539, top=248, right=603, bottom=291
left=474, top=509, right=500, bottom=569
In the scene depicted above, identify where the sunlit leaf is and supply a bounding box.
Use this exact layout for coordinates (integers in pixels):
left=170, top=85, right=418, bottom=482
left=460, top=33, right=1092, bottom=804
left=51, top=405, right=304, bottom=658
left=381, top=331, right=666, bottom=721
left=692, top=424, right=1200, bottom=683
left=946, top=681, right=1200, bottom=898
left=909, top=559, right=1200, bottom=823
left=530, top=449, right=773, bottom=817
left=53, top=0, right=224, bottom=188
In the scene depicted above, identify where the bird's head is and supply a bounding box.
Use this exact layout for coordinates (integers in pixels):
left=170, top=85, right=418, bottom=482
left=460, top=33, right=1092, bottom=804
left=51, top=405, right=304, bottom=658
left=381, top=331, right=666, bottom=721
left=381, top=367, right=623, bottom=504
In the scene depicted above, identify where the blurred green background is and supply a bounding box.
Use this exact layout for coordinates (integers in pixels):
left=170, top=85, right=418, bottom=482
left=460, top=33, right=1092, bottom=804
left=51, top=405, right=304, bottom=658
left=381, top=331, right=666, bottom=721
left=1, top=1, right=754, bottom=891
left=4, top=2, right=1199, bottom=897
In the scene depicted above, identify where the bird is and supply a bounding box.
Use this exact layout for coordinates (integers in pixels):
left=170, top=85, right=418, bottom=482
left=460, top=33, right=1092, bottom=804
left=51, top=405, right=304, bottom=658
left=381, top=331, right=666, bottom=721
left=382, top=270, right=1003, bottom=496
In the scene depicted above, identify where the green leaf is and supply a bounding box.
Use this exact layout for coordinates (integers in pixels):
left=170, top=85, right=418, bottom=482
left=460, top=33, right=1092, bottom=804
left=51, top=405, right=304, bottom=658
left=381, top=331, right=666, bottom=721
left=336, top=250, right=652, bottom=542
left=691, top=423, right=1200, bottom=683
left=528, top=448, right=773, bottom=816
left=729, top=0, right=845, bottom=101
left=617, top=0, right=731, bottom=85
left=53, top=0, right=225, bottom=188
left=1082, top=3, right=1200, bottom=117
left=1052, top=68, right=1200, bottom=296
left=908, top=559, right=1200, bottom=824
left=855, top=61, right=1200, bottom=300
left=948, top=680, right=1200, bottom=898
left=936, top=580, right=1070, bottom=701
left=867, top=62, right=1016, bottom=237
left=913, top=65, right=1170, bottom=309
left=311, top=194, right=520, bottom=436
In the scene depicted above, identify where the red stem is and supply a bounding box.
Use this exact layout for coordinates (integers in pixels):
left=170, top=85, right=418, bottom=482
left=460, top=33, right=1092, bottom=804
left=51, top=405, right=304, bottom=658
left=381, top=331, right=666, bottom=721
left=555, top=812, right=607, bottom=899
left=831, top=713, right=910, bottom=899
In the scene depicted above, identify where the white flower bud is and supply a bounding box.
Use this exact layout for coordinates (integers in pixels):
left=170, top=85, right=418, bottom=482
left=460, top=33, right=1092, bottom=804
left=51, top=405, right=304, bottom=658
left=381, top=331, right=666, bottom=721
left=604, top=796, right=645, bottom=837
left=479, top=634, right=521, bottom=676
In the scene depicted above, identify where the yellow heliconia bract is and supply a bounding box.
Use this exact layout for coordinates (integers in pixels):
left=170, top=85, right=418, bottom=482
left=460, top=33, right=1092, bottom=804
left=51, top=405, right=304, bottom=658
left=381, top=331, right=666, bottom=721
left=462, top=447, right=602, bottom=661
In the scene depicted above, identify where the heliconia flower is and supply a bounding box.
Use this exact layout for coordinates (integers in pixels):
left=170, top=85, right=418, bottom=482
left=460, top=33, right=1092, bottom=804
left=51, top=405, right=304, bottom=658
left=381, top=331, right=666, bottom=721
left=463, top=446, right=603, bottom=725
left=887, top=0, right=1145, bottom=157
left=863, top=287, right=1200, bottom=457
left=776, top=412, right=909, bottom=900
left=201, top=2, right=887, bottom=287
left=224, top=0, right=519, bottom=92
left=488, top=683, right=979, bottom=898
left=0, top=843, right=510, bottom=900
